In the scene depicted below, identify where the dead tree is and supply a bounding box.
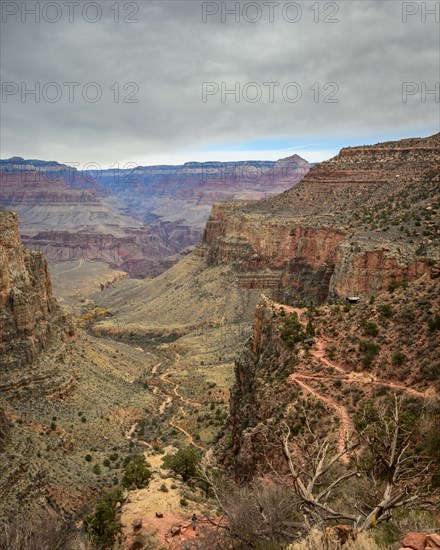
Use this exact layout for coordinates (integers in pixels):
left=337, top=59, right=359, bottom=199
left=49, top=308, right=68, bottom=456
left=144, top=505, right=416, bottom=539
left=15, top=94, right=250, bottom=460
left=279, top=395, right=437, bottom=531
left=197, top=464, right=306, bottom=549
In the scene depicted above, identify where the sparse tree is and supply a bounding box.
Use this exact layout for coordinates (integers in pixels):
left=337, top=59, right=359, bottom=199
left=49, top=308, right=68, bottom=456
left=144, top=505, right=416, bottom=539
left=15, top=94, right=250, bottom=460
left=162, top=447, right=201, bottom=482
left=278, top=395, right=438, bottom=531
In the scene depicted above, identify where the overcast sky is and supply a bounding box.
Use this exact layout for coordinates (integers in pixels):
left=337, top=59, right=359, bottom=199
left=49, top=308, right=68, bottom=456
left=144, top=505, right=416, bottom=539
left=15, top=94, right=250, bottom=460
left=0, top=0, right=439, bottom=166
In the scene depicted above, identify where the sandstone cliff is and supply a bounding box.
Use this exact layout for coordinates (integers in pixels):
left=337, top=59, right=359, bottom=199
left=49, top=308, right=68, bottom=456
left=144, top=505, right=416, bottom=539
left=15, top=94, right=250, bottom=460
left=0, top=211, right=74, bottom=369
left=199, top=133, right=439, bottom=303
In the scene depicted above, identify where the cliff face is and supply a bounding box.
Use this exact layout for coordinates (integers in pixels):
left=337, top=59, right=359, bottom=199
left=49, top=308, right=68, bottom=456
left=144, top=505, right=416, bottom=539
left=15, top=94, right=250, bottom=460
left=0, top=211, right=74, bottom=369
left=198, top=202, right=346, bottom=302
left=199, top=134, right=439, bottom=303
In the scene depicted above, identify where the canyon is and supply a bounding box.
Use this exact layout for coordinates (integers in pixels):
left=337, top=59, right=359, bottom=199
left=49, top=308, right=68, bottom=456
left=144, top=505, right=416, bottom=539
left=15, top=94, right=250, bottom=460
left=198, top=133, right=439, bottom=302
left=0, top=133, right=438, bottom=549
left=0, top=154, right=311, bottom=278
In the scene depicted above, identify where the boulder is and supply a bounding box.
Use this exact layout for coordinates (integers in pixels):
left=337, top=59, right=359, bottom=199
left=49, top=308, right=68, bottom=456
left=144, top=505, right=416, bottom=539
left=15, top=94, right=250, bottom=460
left=427, top=534, right=440, bottom=549
left=132, top=518, right=142, bottom=531
left=170, top=525, right=181, bottom=537
left=402, top=532, right=427, bottom=550
left=155, top=511, right=164, bottom=518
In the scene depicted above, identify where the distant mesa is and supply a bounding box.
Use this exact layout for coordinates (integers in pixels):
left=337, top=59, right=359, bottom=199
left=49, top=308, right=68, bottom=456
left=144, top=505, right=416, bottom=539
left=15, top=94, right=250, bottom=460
left=0, top=153, right=311, bottom=278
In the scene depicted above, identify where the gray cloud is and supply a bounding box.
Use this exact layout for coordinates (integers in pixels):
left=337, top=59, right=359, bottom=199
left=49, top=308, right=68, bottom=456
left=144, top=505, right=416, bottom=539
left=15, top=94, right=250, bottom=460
left=0, top=0, right=438, bottom=165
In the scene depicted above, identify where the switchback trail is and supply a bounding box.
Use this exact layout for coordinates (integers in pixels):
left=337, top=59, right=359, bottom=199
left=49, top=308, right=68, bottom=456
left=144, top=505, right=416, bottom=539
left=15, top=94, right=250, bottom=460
left=289, top=374, right=352, bottom=462
left=271, top=298, right=428, bottom=461
left=160, top=373, right=201, bottom=407
left=272, top=299, right=427, bottom=397
left=128, top=348, right=204, bottom=451
left=169, top=421, right=205, bottom=451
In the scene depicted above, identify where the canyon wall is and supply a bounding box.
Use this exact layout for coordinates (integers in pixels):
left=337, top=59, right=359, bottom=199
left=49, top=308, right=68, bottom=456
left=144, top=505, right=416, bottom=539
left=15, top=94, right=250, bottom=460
left=198, top=134, right=439, bottom=303
left=0, top=211, right=74, bottom=370
left=1, top=155, right=311, bottom=277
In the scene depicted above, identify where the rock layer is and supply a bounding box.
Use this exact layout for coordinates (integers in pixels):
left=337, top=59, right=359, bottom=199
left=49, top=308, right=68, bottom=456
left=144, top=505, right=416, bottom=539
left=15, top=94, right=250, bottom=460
left=1, top=155, right=311, bottom=277
left=0, top=211, right=74, bottom=370
left=198, top=133, right=439, bottom=303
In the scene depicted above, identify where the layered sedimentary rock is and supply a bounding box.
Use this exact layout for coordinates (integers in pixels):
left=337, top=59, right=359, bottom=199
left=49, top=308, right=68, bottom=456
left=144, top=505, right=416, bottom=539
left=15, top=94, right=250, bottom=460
left=1, top=155, right=311, bottom=277
left=198, top=134, right=439, bottom=302
left=0, top=211, right=74, bottom=370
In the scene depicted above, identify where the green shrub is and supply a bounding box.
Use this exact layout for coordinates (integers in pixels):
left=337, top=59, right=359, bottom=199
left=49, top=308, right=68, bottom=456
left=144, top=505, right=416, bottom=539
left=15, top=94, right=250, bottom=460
left=84, top=487, right=123, bottom=548
left=92, top=464, right=102, bottom=475
left=364, top=321, right=379, bottom=337
left=360, top=340, right=380, bottom=368
left=121, top=455, right=152, bottom=490
left=392, top=352, right=407, bottom=366
left=84, top=454, right=92, bottom=462
left=428, top=314, right=440, bottom=331
left=103, top=458, right=111, bottom=467
left=162, top=447, right=201, bottom=482
left=180, top=498, right=188, bottom=507
left=379, top=304, right=394, bottom=317
left=306, top=320, right=315, bottom=337
left=281, top=313, right=307, bottom=347
left=388, top=279, right=408, bottom=292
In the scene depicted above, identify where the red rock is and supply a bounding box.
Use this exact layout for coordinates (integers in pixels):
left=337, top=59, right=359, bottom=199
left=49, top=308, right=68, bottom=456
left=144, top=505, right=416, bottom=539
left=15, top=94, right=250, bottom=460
left=170, top=525, right=181, bottom=537
left=426, top=533, right=440, bottom=549
left=0, top=211, right=75, bottom=370
left=155, top=511, right=164, bottom=518
left=402, top=532, right=427, bottom=550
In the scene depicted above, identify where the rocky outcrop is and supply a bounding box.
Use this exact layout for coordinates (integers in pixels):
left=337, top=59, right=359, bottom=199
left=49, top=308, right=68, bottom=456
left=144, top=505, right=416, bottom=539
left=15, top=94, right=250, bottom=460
left=399, top=532, right=440, bottom=550
left=0, top=211, right=74, bottom=370
left=330, top=238, right=431, bottom=297
left=226, top=298, right=298, bottom=479
left=198, top=134, right=439, bottom=303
